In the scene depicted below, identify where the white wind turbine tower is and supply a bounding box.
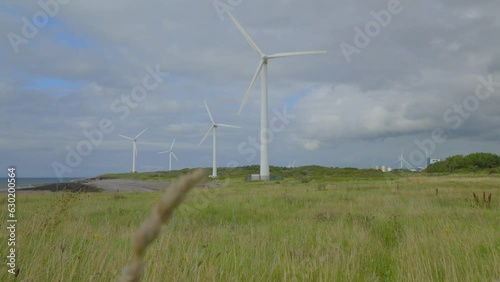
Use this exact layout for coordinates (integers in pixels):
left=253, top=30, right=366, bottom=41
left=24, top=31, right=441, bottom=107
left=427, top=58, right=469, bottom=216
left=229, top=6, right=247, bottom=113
left=394, top=149, right=412, bottom=170
left=119, top=128, right=147, bottom=173
left=158, top=139, right=178, bottom=171
left=227, top=12, right=327, bottom=180
left=198, top=101, right=240, bottom=178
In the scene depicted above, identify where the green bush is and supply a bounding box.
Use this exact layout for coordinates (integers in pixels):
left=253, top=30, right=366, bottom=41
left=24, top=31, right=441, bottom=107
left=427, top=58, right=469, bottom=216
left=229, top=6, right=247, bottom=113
left=426, top=152, right=500, bottom=173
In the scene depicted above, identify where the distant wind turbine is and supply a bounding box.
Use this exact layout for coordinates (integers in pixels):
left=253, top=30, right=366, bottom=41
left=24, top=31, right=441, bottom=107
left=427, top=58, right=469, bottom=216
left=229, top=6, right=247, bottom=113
left=227, top=12, right=327, bottom=180
left=119, top=128, right=147, bottom=173
left=394, top=149, right=412, bottom=170
left=198, top=101, right=240, bottom=178
left=158, top=139, right=178, bottom=171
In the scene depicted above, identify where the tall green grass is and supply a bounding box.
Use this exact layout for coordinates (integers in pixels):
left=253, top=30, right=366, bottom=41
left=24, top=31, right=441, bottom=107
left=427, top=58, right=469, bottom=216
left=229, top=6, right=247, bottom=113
left=1, top=175, right=499, bottom=281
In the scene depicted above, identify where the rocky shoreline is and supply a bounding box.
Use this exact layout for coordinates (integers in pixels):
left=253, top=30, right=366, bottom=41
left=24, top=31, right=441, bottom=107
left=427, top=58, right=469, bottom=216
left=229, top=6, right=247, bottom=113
left=16, top=178, right=217, bottom=193
left=18, top=179, right=103, bottom=192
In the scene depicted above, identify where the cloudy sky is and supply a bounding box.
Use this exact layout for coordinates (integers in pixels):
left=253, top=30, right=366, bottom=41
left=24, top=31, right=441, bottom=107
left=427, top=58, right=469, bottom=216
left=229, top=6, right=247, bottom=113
left=1, top=0, right=499, bottom=178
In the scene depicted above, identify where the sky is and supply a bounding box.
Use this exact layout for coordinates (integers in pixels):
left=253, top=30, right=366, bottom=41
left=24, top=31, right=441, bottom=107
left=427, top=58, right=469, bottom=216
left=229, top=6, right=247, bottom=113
left=1, top=0, right=500, bottom=178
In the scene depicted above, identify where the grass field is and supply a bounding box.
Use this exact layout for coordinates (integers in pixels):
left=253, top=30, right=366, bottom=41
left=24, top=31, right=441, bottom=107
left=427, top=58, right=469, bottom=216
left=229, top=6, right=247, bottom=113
left=1, top=173, right=499, bottom=281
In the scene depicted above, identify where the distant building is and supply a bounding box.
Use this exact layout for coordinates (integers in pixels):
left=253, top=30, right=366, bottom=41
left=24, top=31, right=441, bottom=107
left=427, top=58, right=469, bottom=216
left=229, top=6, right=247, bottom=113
left=426, top=158, right=441, bottom=167
left=375, top=166, right=392, bottom=172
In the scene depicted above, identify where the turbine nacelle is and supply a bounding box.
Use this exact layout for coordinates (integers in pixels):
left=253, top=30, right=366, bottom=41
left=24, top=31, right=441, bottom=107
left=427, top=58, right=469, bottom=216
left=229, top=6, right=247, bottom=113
left=198, top=101, right=240, bottom=148
left=158, top=139, right=178, bottom=171
left=119, top=128, right=148, bottom=173
left=198, top=101, right=240, bottom=178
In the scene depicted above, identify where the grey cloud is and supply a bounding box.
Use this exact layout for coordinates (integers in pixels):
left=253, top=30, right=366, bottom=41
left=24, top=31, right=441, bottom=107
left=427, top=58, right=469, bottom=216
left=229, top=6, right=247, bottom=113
left=2, top=0, right=500, bottom=176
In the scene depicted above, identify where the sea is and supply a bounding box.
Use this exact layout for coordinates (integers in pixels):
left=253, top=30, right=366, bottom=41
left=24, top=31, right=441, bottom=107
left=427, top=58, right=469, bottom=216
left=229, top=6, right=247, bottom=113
left=0, top=178, right=84, bottom=190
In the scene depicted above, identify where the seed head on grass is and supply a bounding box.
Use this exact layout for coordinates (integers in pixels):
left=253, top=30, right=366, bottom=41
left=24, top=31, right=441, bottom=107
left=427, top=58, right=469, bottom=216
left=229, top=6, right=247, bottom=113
left=118, top=169, right=207, bottom=282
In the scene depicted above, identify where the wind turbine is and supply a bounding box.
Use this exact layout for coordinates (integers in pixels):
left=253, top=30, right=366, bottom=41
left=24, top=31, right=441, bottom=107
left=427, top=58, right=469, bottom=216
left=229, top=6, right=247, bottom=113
left=227, top=12, right=327, bottom=180
left=198, top=101, right=240, bottom=178
left=394, top=149, right=412, bottom=170
left=158, top=139, right=178, bottom=171
left=119, top=128, right=147, bottom=173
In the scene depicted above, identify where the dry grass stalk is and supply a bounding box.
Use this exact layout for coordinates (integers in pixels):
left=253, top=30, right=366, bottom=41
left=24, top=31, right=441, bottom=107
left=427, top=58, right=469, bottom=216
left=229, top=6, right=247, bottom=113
left=473, top=192, right=479, bottom=206
left=118, top=169, right=207, bottom=282
left=473, top=192, right=493, bottom=208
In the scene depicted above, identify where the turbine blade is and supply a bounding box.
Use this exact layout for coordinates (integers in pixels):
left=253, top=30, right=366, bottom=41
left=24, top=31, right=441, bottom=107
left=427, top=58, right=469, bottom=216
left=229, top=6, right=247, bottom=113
left=216, top=123, right=241, bottom=128
left=158, top=151, right=169, bottom=154
left=267, top=51, right=327, bottom=59
left=238, top=59, right=264, bottom=114
left=171, top=152, right=179, bottom=161
left=227, top=12, right=264, bottom=56
left=119, top=135, right=134, bottom=141
left=403, top=159, right=412, bottom=168
left=204, top=101, right=215, bottom=124
left=197, top=126, right=214, bottom=147
left=169, top=139, right=176, bottom=151
left=135, top=128, right=148, bottom=139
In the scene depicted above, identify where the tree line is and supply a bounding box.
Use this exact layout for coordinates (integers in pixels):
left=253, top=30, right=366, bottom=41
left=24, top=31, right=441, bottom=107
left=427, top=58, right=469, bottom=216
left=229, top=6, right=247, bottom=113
left=426, top=153, right=500, bottom=173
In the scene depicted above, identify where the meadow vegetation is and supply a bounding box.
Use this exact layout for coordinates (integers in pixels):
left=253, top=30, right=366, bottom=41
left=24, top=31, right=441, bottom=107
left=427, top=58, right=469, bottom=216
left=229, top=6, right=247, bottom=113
left=98, top=165, right=394, bottom=183
left=1, top=169, right=499, bottom=281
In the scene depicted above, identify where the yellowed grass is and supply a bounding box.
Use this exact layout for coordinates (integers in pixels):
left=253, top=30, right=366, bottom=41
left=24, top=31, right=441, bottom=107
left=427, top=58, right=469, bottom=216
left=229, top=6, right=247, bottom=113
left=0, top=174, right=499, bottom=281
left=119, top=169, right=206, bottom=282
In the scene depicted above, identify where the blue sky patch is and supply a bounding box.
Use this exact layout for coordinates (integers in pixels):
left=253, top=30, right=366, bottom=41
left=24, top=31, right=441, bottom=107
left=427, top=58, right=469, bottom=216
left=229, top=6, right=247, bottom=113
left=0, top=4, right=24, bottom=17
left=49, top=18, right=94, bottom=49
left=25, top=77, right=86, bottom=97
left=285, top=89, right=309, bottom=108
